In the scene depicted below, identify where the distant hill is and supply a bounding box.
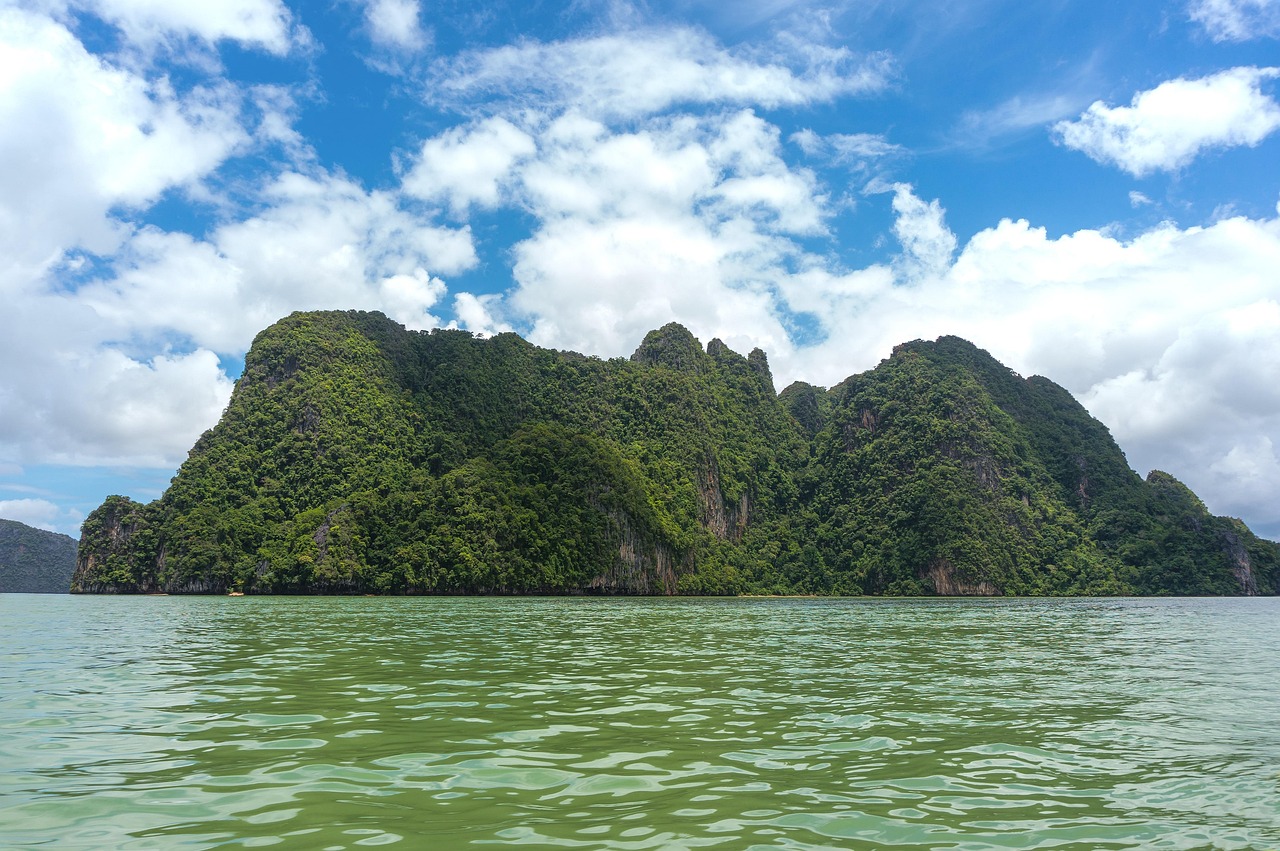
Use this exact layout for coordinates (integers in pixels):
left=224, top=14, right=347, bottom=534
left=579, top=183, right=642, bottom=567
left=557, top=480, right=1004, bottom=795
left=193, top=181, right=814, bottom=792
left=1, top=519, right=77, bottom=593
left=72, top=310, right=1278, bottom=596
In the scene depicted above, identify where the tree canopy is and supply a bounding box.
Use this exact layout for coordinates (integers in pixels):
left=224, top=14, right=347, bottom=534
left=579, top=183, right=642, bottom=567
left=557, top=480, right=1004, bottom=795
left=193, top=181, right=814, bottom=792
left=72, top=311, right=1278, bottom=596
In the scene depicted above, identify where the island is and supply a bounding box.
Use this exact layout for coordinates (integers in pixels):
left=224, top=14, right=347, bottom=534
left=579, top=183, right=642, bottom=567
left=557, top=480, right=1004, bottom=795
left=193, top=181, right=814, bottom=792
left=72, top=310, right=1278, bottom=596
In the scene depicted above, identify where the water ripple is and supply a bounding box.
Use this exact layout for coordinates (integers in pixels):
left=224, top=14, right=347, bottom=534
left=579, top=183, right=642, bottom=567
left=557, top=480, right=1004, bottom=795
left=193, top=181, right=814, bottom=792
left=2, top=595, right=1279, bottom=849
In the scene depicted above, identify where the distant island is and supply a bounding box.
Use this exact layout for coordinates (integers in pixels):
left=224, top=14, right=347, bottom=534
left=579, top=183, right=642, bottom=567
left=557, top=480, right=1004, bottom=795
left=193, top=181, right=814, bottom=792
left=73, top=310, right=1277, bottom=596
left=1, top=518, right=77, bottom=593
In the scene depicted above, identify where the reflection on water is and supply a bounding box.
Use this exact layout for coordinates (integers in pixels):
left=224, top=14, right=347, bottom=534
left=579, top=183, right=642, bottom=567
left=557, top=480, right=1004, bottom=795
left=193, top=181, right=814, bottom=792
left=2, top=596, right=1278, bottom=849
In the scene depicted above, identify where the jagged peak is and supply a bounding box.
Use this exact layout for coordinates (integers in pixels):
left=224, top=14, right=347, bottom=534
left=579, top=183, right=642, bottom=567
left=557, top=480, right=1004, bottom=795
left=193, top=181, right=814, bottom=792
left=631, top=322, right=707, bottom=372
left=747, top=347, right=772, bottom=390
left=779, top=381, right=826, bottom=436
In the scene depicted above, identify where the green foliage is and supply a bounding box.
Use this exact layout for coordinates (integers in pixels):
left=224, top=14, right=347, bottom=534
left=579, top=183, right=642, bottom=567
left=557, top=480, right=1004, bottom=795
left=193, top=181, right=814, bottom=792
left=72, top=495, right=163, bottom=592
left=73, top=311, right=1279, bottom=596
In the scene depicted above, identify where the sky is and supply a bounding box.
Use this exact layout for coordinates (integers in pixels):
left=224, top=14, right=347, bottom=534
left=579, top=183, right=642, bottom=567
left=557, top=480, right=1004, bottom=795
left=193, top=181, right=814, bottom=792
left=1, top=0, right=1279, bottom=541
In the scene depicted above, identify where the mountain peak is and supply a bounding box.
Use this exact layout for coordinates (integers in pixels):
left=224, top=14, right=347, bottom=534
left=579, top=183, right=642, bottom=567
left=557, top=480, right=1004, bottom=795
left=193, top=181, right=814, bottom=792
left=630, top=322, right=707, bottom=372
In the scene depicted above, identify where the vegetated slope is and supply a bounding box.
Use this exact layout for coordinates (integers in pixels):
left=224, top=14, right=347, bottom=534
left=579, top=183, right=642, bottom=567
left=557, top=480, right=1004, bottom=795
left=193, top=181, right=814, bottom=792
left=0, top=519, right=77, bottom=593
left=72, top=310, right=1278, bottom=596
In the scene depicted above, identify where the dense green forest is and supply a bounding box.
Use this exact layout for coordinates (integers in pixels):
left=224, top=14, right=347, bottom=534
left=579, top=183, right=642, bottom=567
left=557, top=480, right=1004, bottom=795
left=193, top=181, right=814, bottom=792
left=1, top=519, right=77, bottom=593
left=73, top=310, right=1278, bottom=596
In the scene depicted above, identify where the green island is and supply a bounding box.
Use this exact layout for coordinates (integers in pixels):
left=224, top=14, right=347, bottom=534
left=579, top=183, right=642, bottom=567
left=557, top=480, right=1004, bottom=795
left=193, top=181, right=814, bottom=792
left=72, top=310, right=1278, bottom=596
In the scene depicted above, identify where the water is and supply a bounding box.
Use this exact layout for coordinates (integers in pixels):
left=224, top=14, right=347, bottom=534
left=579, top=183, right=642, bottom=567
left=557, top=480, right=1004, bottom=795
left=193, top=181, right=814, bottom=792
left=2, top=596, right=1278, bottom=850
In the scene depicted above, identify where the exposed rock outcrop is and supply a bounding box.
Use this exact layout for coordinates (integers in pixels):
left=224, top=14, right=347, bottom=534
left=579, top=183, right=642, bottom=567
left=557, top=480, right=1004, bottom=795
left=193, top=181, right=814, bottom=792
left=922, top=558, right=1000, bottom=596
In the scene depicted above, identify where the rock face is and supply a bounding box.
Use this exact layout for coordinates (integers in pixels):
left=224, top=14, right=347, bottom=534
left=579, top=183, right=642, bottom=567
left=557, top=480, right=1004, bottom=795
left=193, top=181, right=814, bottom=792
left=922, top=559, right=999, bottom=596
left=72, top=310, right=1279, bottom=597
left=0, top=519, right=77, bottom=593
left=71, top=495, right=158, bottom=593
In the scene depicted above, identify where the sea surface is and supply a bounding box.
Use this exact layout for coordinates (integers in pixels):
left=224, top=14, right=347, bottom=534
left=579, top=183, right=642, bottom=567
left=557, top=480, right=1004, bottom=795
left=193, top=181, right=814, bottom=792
left=1, top=595, right=1278, bottom=850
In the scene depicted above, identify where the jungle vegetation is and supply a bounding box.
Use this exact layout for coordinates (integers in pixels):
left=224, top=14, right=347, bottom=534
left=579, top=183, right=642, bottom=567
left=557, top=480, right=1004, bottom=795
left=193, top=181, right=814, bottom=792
left=72, top=310, right=1278, bottom=596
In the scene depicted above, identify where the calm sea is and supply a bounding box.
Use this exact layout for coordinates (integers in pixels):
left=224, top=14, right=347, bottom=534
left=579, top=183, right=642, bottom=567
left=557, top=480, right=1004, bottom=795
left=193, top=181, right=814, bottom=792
left=1, top=595, right=1278, bottom=850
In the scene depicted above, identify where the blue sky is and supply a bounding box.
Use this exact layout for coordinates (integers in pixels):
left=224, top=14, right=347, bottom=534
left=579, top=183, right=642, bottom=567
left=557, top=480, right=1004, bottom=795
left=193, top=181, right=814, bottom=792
left=2, top=0, right=1280, bottom=540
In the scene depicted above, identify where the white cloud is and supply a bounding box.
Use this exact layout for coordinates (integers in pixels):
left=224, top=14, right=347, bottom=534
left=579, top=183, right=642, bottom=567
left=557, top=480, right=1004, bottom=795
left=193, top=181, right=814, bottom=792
left=0, top=160, right=473, bottom=467
left=519, top=112, right=714, bottom=221
left=791, top=130, right=900, bottom=190
left=460, top=109, right=823, bottom=359
left=0, top=291, right=236, bottom=466
left=21, top=0, right=300, bottom=57
left=84, top=0, right=295, bottom=54
left=954, top=92, right=1084, bottom=149
left=452, top=292, right=513, bottom=337
left=887, top=183, right=956, bottom=280
left=708, top=111, right=826, bottom=235
left=379, top=268, right=446, bottom=330
left=0, top=7, right=480, bottom=471
left=402, top=117, right=536, bottom=213
left=363, top=0, right=426, bottom=50
left=429, top=26, right=893, bottom=119
left=1055, top=67, right=1280, bottom=176
left=1189, top=0, right=1280, bottom=41
left=0, top=8, right=250, bottom=285
left=828, top=132, right=901, bottom=161
left=1079, top=299, right=1280, bottom=532
left=78, top=171, right=476, bottom=352
left=0, top=498, right=81, bottom=534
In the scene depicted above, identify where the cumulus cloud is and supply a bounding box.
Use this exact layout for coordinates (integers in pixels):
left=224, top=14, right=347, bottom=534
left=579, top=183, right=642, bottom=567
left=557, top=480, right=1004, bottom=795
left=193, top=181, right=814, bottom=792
left=0, top=6, right=479, bottom=471
left=402, top=117, right=536, bottom=213
left=0, top=293, right=236, bottom=467
left=1054, top=67, right=1280, bottom=176
left=0, top=8, right=251, bottom=286
left=362, top=0, right=426, bottom=51
left=452, top=292, right=513, bottom=337
left=0, top=169, right=475, bottom=467
left=461, top=109, right=824, bottom=359
left=428, top=26, right=893, bottom=118
left=379, top=268, right=447, bottom=330
left=78, top=171, right=476, bottom=352
left=1189, top=0, right=1280, bottom=41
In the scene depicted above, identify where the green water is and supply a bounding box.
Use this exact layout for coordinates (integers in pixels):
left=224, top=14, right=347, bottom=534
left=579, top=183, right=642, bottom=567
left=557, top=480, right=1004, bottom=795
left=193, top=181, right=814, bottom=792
left=1, top=596, right=1278, bottom=850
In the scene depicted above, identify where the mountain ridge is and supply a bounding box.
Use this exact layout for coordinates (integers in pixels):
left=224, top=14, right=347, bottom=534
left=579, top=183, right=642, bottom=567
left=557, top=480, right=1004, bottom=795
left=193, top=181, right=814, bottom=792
left=1, top=518, right=77, bottom=593
left=72, top=310, right=1278, bottom=596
